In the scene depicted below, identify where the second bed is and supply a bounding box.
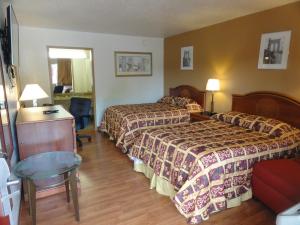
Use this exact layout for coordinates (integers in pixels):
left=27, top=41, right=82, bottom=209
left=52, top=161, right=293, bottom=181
left=99, top=85, right=205, bottom=153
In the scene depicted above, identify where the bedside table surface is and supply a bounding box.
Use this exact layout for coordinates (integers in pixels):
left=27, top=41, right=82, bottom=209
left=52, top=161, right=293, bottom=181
left=190, top=112, right=212, bottom=122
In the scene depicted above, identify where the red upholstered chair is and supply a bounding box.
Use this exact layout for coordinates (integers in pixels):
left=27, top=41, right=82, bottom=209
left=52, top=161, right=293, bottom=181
left=252, top=159, right=300, bottom=213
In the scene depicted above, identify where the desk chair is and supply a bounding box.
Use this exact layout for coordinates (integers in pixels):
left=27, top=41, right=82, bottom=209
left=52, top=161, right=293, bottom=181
left=69, top=97, right=92, bottom=147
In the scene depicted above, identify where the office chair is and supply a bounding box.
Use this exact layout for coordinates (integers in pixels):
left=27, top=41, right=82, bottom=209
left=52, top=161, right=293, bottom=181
left=69, top=97, right=92, bottom=147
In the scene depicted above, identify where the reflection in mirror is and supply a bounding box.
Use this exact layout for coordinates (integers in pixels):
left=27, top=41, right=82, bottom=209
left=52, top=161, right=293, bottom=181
left=47, top=47, right=95, bottom=128
left=0, top=57, right=14, bottom=165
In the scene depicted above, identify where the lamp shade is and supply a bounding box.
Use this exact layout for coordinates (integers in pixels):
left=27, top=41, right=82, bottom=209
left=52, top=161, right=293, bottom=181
left=19, top=84, right=48, bottom=101
left=206, top=79, right=220, bottom=91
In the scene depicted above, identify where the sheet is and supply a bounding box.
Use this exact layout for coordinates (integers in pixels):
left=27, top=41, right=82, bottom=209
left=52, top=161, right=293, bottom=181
left=129, top=120, right=300, bottom=224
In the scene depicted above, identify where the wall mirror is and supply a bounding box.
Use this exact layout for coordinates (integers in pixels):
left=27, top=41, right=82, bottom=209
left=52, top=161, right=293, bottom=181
left=0, top=55, right=14, bottom=166
left=47, top=47, right=95, bottom=128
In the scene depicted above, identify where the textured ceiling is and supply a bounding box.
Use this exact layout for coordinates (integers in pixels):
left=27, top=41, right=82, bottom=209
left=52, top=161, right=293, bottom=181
left=4, top=0, right=299, bottom=37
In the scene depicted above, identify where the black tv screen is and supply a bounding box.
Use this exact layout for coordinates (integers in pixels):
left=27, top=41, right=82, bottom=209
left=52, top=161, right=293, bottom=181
left=6, top=4, right=19, bottom=67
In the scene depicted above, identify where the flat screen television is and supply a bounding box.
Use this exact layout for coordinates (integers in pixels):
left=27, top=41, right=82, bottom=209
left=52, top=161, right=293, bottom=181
left=6, top=4, right=19, bottom=67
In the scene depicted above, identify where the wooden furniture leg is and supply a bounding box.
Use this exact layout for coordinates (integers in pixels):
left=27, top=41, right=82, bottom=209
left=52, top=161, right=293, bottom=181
left=70, top=170, right=80, bottom=221
left=28, top=180, right=36, bottom=225
left=26, top=180, right=31, bottom=216
left=64, top=172, right=70, bottom=202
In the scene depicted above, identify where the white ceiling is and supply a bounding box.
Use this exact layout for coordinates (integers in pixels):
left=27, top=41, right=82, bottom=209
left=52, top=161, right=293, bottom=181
left=4, top=0, right=299, bottom=37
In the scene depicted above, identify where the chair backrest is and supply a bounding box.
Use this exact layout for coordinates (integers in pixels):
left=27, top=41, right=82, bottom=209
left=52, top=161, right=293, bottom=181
left=53, top=85, right=64, bottom=93
left=69, top=97, right=92, bottom=130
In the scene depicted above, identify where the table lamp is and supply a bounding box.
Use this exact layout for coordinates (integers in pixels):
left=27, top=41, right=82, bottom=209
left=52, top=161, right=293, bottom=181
left=206, top=78, right=220, bottom=113
left=19, top=84, right=48, bottom=107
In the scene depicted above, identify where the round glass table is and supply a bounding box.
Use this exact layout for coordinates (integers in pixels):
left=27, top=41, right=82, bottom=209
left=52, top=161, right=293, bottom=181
left=13, top=151, right=82, bottom=225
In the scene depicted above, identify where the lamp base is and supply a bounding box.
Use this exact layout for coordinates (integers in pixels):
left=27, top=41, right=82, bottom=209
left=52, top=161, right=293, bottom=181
left=210, top=92, right=215, bottom=113
left=33, top=99, right=38, bottom=107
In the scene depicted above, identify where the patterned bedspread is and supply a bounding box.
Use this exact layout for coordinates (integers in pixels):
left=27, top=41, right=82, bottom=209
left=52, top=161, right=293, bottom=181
left=129, top=120, right=300, bottom=224
left=99, top=103, right=190, bottom=152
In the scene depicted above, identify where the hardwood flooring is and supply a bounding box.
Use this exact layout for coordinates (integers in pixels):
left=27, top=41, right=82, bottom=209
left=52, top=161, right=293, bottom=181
left=20, top=131, right=276, bottom=225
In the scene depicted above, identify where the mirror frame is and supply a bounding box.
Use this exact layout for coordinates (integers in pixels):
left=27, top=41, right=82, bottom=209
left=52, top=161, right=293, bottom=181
left=0, top=54, right=14, bottom=166
left=46, top=46, right=96, bottom=128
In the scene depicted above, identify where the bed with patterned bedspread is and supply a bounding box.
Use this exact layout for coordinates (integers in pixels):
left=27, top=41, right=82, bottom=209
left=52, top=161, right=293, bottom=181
left=129, top=112, right=300, bottom=224
left=99, top=96, right=203, bottom=153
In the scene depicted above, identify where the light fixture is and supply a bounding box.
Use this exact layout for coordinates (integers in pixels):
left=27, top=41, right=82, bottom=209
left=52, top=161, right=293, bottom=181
left=206, top=78, right=220, bottom=113
left=49, top=48, right=87, bottom=59
left=19, top=84, right=48, bottom=107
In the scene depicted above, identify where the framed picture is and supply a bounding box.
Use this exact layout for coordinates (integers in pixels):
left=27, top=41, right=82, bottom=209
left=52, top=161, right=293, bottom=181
left=115, top=51, right=152, bottom=77
left=181, top=46, right=193, bottom=70
left=258, top=31, right=291, bottom=70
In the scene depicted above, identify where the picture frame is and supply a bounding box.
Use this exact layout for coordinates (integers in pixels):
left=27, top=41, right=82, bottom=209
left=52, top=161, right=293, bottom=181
left=115, top=51, right=152, bottom=77
left=181, top=46, right=193, bottom=70
left=258, top=31, right=291, bottom=70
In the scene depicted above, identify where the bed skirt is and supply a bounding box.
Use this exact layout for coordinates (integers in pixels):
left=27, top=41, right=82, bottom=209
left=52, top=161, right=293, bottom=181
left=132, top=158, right=252, bottom=210
left=133, top=160, right=176, bottom=198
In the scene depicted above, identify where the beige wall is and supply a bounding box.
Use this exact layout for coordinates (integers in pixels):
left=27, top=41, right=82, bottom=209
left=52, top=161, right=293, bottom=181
left=164, top=1, right=300, bottom=113
left=19, top=26, right=164, bottom=127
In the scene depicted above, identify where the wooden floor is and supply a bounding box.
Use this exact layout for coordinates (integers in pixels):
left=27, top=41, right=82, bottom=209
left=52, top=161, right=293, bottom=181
left=20, top=131, right=276, bottom=225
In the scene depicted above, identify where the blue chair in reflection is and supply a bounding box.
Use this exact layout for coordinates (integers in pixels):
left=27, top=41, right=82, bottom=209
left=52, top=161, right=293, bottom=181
left=69, top=97, right=92, bottom=147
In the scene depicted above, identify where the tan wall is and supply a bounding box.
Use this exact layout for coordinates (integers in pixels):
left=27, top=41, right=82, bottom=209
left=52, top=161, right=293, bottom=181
left=164, top=1, right=300, bottom=113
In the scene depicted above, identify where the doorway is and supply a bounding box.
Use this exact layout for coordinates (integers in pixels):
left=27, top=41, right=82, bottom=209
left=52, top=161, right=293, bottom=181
left=47, top=47, right=95, bottom=129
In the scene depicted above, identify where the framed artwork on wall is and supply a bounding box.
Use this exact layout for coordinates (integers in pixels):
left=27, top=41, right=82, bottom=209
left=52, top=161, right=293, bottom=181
left=181, top=46, right=193, bottom=70
left=114, top=51, right=152, bottom=77
left=258, top=30, right=291, bottom=70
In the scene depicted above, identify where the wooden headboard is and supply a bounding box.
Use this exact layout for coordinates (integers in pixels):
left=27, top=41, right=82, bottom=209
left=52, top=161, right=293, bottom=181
left=232, top=92, right=300, bottom=129
left=169, top=85, right=206, bottom=107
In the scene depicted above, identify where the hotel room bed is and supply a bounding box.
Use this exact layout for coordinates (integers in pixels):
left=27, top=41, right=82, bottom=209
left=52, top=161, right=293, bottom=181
left=99, top=85, right=205, bottom=153
left=129, top=92, right=300, bottom=224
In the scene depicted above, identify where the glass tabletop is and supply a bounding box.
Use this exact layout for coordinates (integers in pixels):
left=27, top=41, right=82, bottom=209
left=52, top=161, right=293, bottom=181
left=13, top=151, right=82, bottom=180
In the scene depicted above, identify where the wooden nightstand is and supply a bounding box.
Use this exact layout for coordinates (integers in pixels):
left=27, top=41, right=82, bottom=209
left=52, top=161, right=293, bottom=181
left=190, top=112, right=212, bottom=122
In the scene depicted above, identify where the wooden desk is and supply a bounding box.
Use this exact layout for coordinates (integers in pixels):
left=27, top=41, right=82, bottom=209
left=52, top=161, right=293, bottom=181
left=16, top=105, right=77, bottom=198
